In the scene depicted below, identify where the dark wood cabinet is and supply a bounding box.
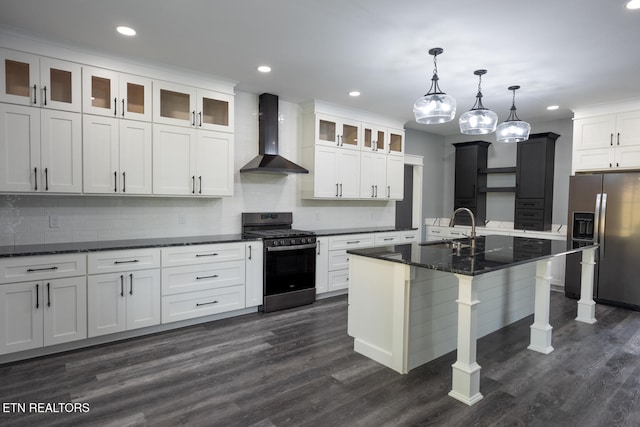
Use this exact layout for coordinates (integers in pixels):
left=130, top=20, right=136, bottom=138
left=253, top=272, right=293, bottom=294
left=515, top=132, right=559, bottom=231
left=453, top=141, right=490, bottom=225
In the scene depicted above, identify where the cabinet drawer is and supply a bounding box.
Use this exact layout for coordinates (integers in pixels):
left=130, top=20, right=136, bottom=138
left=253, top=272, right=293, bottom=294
left=328, top=234, right=375, bottom=251
left=88, top=249, right=160, bottom=274
left=515, top=209, right=544, bottom=221
left=328, top=250, right=349, bottom=271
left=162, top=260, right=245, bottom=295
left=514, top=219, right=545, bottom=231
left=0, top=254, right=86, bottom=284
left=161, top=285, right=245, bottom=323
left=374, top=232, right=401, bottom=246
left=401, top=231, right=419, bottom=243
left=161, top=243, right=244, bottom=267
left=515, top=199, right=544, bottom=209
left=328, top=270, right=349, bottom=292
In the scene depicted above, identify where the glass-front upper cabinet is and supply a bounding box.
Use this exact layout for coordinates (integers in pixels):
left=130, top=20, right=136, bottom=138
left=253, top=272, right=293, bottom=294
left=388, top=128, right=404, bottom=156
left=0, top=48, right=81, bottom=112
left=362, top=123, right=386, bottom=152
left=316, top=113, right=360, bottom=150
left=82, top=66, right=151, bottom=121
left=153, top=80, right=233, bottom=132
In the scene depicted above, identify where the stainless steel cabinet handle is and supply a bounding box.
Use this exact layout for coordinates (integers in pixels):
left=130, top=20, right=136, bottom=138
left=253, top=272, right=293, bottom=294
left=27, top=266, right=58, bottom=272
left=47, top=282, right=51, bottom=307
left=196, top=300, right=218, bottom=307
left=129, top=273, right=133, bottom=295
left=196, top=274, right=219, bottom=280
left=34, top=167, right=38, bottom=191
left=43, top=86, right=47, bottom=106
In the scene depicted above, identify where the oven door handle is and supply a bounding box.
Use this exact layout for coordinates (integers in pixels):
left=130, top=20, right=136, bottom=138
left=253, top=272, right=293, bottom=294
left=266, top=243, right=317, bottom=252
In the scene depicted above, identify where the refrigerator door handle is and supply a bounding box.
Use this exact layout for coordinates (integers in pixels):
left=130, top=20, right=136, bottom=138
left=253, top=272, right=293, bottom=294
left=600, top=193, right=607, bottom=256
left=594, top=193, right=602, bottom=245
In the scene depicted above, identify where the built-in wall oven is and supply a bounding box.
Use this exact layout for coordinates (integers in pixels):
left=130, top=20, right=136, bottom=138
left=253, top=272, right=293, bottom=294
left=242, top=212, right=316, bottom=312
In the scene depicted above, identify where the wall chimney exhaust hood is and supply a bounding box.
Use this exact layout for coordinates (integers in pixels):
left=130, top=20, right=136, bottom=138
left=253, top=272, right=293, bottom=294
left=240, top=93, right=309, bottom=174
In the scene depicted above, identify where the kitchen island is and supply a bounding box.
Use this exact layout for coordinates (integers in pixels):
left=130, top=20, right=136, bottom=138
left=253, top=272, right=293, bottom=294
left=347, top=235, right=597, bottom=406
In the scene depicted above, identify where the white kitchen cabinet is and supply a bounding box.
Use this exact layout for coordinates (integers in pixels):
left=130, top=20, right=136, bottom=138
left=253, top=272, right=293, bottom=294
left=83, top=115, right=152, bottom=194
left=0, top=48, right=81, bottom=112
left=386, top=155, right=405, bottom=200
left=314, top=113, right=361, bottom=150
left=325, top=233, right=375, bottom=293
left=0, top=254, right=87, bottom=355
left=153, top=80, right=234, bottom=132
left=87, top=268, right=160, bottom=337
left=573, top=110, right=640, bottom=172
left=374, top=231, right=402, bottom=246
left=82, top=66, right=152, bottom=121
left=0, top=104, right=81, bottom=193
left=401, top=230, right=419, bottom=243
left=362, top=122, right=386, bottom=152
left=360, top=151, right=387, bottom=199
left=152, top=124, right=233, bottom=196
left=315, top=237, right=329, bottom=295
left=308, top=145, right=360, bottom=199
left=245, top=241, right=263, bottom=308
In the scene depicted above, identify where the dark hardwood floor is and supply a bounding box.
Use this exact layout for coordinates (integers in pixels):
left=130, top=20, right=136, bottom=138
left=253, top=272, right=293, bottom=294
left=1, top=292, right=640, bottom=427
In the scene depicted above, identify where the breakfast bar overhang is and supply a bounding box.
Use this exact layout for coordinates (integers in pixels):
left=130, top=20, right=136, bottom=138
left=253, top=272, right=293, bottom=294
left=346, top=235, right=597, bottom=406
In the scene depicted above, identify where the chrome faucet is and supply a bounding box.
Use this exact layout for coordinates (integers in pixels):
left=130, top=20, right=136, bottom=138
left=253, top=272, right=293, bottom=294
left=449, top=207, right=476, bottom=251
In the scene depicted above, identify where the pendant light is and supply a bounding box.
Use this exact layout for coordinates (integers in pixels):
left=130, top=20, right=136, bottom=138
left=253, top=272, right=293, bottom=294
left=413, top=48, right=457, bottom=124
left=496, top=85, right=531, bottom=143
left=459, top=69, right=498, bottom=134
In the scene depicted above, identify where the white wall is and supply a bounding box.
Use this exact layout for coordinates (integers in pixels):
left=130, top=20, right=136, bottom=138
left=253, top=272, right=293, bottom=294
left=0, top=91, right=395, bottom=246
left=404, top=129, right=445, bottom=221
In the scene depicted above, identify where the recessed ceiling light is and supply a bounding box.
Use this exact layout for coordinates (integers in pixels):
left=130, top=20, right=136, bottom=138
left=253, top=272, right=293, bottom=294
left=257, top=65, right=271, bottom=73
left=116, top=26, right=136, bottom=36
left=547, top=105, right=559, bottom=111
left=349, top=91, right=361, bottom=97
left=627, top=0, right=640, bottom=10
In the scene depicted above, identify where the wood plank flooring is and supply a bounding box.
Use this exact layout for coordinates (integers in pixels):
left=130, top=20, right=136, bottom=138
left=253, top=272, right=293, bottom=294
left=1, top=292, right=640, bottom=426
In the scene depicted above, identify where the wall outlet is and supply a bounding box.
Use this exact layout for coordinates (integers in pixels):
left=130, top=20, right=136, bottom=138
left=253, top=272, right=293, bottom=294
left=178, top=214, right=186, bottom=225
left=49, top=215, right=60, bottom=228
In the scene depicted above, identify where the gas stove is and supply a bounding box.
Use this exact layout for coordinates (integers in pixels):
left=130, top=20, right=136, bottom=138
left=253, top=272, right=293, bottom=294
left=244, top=229, right=316, bottom=248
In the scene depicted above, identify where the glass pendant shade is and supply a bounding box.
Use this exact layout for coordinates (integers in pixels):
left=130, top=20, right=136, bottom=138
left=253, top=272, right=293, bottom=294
left=496, top=85, right=531, bottom=143
left=413, top=48, right=456, bottom=124
left=459, top=69, right=498, bottom=135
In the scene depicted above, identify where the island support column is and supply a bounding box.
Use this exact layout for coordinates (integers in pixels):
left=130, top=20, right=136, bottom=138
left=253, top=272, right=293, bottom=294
left=576, top=247, right=597, bottom=324
left=449, top=273, right=483, bottom=406
left=528, top=258, right=554, bottom=354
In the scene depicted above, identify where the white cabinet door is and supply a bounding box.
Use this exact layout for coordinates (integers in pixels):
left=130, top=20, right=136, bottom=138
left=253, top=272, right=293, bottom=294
left=0, top=281, right=43, bottom=354
left=315, top=113, right=361, bottom=150
left=360, top=152, right=386, bottom=199
left=119, top=73, right=152, bottom=122
left=573, top=148, right=614, bottom=172
left=40, top=110, right=82, bottom=193
left=387, top=128, right=405, bottom=156
left=153, top=124, right=197, bottom=195
left=616, top=110, right=640, bottom=147
left=197, top=88, right=234, bottom=132
left=43, top=277, right=87, bottom=346
left=0, top=104, right=40, bottom=192
left=196, top=130, right=233, bottom=196
left=337, top=149, right=360, bottom=199
left=245, top=242, right=263, bottom=308
left=153, top=80, right=197, bottom=127
left=361, top=122, right=386, bottom=152
left=573, top=115, right=617, bottom=151
left=315, top=237, right=329, bottom=294
left=386, top=156, right=404, bottom=200
left=88, top=273, right=127, bottom=337
left=313, top=146, right=340, bottom=198
left=120, top=120, right=152, bottom=194
left=0, top=49, right=39, bottom=106
left=39, top=57, right=82, bottom=113
left=126, top=269, right=160, bottom=331
left=82, top=66, right=119, bottom=117
left=83, top=115, right=119, bottom=193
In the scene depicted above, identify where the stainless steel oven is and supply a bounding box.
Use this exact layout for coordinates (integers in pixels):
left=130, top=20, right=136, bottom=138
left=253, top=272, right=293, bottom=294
left=242, top=212, right=316, bottom=312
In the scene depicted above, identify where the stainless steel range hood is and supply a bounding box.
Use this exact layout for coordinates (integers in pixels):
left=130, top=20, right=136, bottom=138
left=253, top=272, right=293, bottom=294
left=240, top=93, right=309, bottom=174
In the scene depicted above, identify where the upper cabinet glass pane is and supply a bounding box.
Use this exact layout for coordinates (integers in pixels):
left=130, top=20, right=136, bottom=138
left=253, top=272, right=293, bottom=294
left=49, top=68, right=72, bottom=104
left=376, top=130, right=385, bottom=150
left=363, top=128, right=372, bottom=149
left=202, top=98, right=228, bottom=126
left=319, top=119, right=337, bottom=142
left=127, top=82, right=145, bottom=115
left=5, top=59, right=30, bottom=97
left=160, top=89, right=190, bottom=121
left=389, top=132, right=403, bottom=153
left=91, top=76, right=111, bottom=109
left=342, top=124, right=358, bottom=146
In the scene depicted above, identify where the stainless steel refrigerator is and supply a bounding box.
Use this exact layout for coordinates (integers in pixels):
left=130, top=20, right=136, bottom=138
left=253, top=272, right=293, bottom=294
left=565, top=172, right=640, bottom=310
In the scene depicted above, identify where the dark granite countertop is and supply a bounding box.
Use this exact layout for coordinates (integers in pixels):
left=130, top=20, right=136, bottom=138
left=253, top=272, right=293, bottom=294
left=312, top=226, right=418, bottom=237
left=347, top=235, right=596, bottom=276
left=0, top=234, right=258, bottom=258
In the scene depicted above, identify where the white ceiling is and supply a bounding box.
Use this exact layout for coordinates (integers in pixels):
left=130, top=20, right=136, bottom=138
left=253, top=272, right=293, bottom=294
left=1, top=0, right=639, bottom=135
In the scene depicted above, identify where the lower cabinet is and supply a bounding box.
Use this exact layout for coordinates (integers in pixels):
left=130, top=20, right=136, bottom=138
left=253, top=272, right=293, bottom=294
left=0, top=254, right=87, bottom=355
left=87, top=249, right=161, bottom=337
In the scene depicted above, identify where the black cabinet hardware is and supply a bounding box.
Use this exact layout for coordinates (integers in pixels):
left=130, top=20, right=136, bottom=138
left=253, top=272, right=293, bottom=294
left=122, top=99, right=125, bottom=117
left=44, top=168, right=48, bottom=191
left=27, top=266, right=58, bottom=272
left=114, top=171, right=117, bottom=192
left=199, top=176, right=202, bottom=194
left=32, top=84, right=37, bottom=104
left=195, top=253, right=218, bottom=257
left=113, top=97, right=117, bottom=115
left=43, top=86, right=47, bottom=105
left=120, top=275, right=124, bottom=297
left=36, top=284, right=39, bottom=309
left=196, top=274, right=219, bottom=280
left=47, top=282, right=51, bottom=307
left=129, top=273, right=133, bottom=295
left=34, top=167, right=38, bottom=191
left=114, top=259, right=139, bottom=264
left=122, top=172, right=126, bottom=193
left=196, top=300, right=218, bottom=307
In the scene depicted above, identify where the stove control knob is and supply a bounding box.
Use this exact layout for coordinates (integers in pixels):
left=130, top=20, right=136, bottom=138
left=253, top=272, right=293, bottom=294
left=291, top=239, right=296, bottom=245
left=280, top=240, right=286, bottom=246
left=272, top=241, right=278, bottom=247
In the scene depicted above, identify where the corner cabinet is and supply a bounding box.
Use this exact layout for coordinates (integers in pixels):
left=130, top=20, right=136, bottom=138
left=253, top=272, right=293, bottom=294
left=572, top=109, right=640, bottom=172
left=301, top=101, right=405, bottom=200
